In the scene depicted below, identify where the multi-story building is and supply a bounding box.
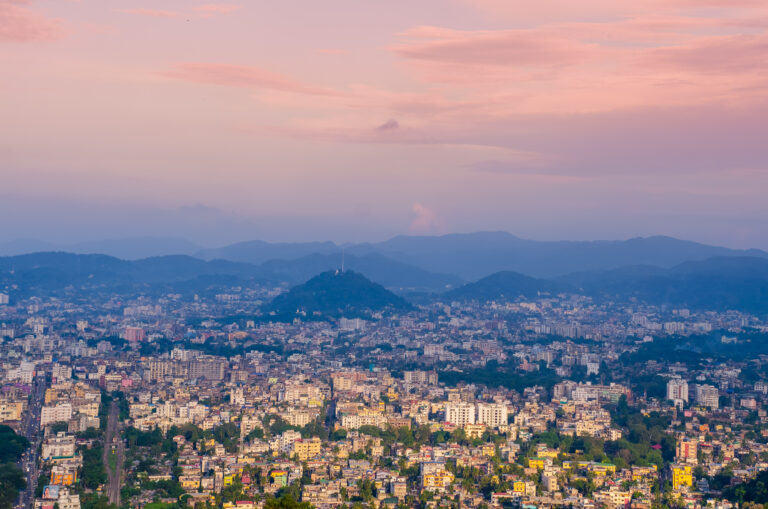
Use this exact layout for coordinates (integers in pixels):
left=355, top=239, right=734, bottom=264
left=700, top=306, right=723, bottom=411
left=445, top=402, right=475, bottom=426
left=671, top=464, right=693, bottom=490
left=695, top=384, right=719, bottom=408
left=421, top=470, right=454, bottom=491
left=291, top=437, right=322, bottom=461
left=41, top=403, right=73, bottom=426
left=42, top=432, right=76, bottom=460
left=676, top=438, right=698, bottom=464
left=476, top=403, right=508, bottom=428
left=404, top=370, right=438, bottom=385
left=0, top=400, right=24, bottom=422
left=667, top=378, right=689, bottom=404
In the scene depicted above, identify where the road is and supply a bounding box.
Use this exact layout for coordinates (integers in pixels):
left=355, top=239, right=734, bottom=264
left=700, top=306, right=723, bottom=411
left=15, top=375, right=46, bottom=509
left=103, top=400, right=124, bottom=506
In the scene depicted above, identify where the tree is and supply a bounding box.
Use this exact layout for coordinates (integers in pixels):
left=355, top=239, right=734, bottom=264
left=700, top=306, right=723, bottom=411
left=263, top=494, right=311, bottom=509
left=0, top=464, right=26, bottom=509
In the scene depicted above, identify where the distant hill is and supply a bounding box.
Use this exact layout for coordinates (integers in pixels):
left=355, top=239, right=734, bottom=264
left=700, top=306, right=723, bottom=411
left=196, top=240, right=339, bottom=264
left=0, top=252, right=268, bottom=297
left=2, top=250, right=767, bottom=314
left=351, top=232, right=768, bottom=279
left=70, top=237, right=202, bottom=259
left=260, top=252, right=463, bottom=293
left=0, top=250, right=459, bottom=296
left=0, top=237, right=203, bottom=259
left=9, top=232, right=766, bottom=282
left=444, top=271, right=564, bottom=301
left=263, top=270, right=413, bottom=320
left=445, top=256, right=768, bottom=314
left=558, top=256, right=768, bottom=313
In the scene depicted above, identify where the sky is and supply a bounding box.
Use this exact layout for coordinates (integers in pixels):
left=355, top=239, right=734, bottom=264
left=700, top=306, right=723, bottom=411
left=2, top=0, right=768, bottom=248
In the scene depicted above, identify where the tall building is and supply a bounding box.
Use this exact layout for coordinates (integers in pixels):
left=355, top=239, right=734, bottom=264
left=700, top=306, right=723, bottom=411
left=667, top=378, right=689, bottom=404
left=676, top=438, right=698, bottom=464
left=145, top=359, right=177, bottom=382
left=476, top=403, right=508, bottom=428
left=41, top=403, right=73, bottom=426
left=695, top=384, right=719, bottom=409
left=445, top=402, right=475, bottom=426
left=671, top=464, right=693, bottom=490
left=404, top=370, right=438, bottom=385
left=188, top=358, right=227, bottom=381
left=339, top=318, right=366, bottom=331
left=124, top=326, right=145, bottom=342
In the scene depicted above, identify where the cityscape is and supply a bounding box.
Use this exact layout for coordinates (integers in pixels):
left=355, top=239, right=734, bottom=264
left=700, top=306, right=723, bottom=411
left=4, top=0, right=768, bottom=508
left=2, top=242, right=768, bottom=509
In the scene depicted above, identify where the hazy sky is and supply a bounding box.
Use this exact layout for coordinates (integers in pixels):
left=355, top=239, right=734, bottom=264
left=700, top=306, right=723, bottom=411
left=2, top=0, right=768, bottom=247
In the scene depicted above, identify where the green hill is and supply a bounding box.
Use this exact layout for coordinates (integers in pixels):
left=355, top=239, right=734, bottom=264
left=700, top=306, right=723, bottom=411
left=263, top=270, right=413, bottom=320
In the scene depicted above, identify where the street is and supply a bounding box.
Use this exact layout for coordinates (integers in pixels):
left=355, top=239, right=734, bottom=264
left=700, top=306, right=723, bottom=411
left=15, top=375, right=46, bottom=509
left=103, top=400, right=124, bottom=506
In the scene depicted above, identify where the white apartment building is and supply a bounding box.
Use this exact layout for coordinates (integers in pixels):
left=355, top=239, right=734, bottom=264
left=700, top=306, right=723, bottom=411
left=41, top=403, right=73, bottom=426
left=476, top=403, right=508, bottom=428
left=445, top=402, right=475, bottom=426
left=667, top=378, right=689, bottom=404
left=41, top=432, right=76, bottom=459
left=695, top=384, right=719, bottom=409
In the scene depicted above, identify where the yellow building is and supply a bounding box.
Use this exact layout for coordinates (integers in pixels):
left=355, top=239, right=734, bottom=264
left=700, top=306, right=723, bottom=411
left=270, top=470, right=288, bottom=487
left=513, top=481, right=526, bottom=494
left=481, top=444, right=496, bottom=457
left=464, top=424, right=486, bottom=439
left=179, top=475, right=201, bottom=490
left=562, top=461, right=617, bottom=475
left=422, top=470, right=454, bottom=491
left=631, top=465, right=658, bottom=481
left=527, top=458, right=545, bottom=470
left=51, top=467, right=77, bottom=486
left=0, top=401, right=23, bottom=422
left=671, top=464, right=693, bottom=490
left=292, top=437, right=322, bottom=461
left=536, top=445, right=560, bottom=459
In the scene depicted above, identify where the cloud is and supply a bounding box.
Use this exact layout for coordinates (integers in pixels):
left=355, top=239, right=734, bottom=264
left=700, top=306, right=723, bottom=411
left=192, top=3, right=240, bottom=17
left=120, top=4, right=240, bottom=20
left=394, top=26, right=592, bottom=69
left=409, top=203, right=441, bottom=233
left=641, top=33, right=768, bottom=74
left=376, top=119, right=399, bottom=131
left=459, top=0, right=768, bottom=23
left=0, top=0, right=62, bottom=42
left=121, top=8, right=179, bottom=19
left=159, top=62, right=343, bottom=97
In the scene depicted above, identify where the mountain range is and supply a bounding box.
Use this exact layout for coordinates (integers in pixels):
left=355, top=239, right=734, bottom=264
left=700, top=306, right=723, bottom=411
left=1, top=232, right=768, bottom=314
left=3, top=232, right=766, bottom=279
left=445, top=256, right=768, bottom=313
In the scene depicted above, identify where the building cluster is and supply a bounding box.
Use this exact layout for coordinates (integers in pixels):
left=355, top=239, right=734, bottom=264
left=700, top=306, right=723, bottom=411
left=2, top=282, right=768, bottom=509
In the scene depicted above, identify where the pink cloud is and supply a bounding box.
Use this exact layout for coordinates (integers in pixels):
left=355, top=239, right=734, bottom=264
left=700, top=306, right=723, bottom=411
left=642, top=33, right=768, bottom=73
left=461, top=0, right=768, bottom=22
left=192, top=3, right=240, bottom=17
left=121, top=8, right=179, bottom=19
left=0, top=0, right=62, bottom=42
left=160, top=62, right=344, bottom=97
left=409, top=203, right=441, bottom=233
left=394, top=26, right=593, bottom=69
